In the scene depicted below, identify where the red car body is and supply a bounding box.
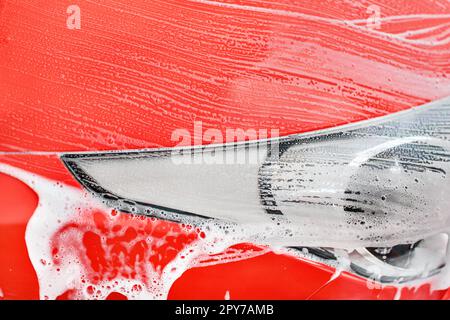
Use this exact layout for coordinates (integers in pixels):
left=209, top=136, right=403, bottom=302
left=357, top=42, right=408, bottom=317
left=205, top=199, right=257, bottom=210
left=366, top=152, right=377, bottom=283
left=0, top=0, right=449, bottom=299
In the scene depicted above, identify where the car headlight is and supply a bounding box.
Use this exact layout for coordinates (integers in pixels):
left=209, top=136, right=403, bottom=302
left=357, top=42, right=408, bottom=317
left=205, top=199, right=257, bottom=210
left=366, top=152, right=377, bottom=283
left=62, top=96, right=450, bottom=284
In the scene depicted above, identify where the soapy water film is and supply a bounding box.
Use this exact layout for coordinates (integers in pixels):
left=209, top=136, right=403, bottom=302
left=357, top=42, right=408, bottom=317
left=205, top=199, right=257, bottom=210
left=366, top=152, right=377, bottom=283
left=2, top=0, right=450, bottom=154
left=1, top=0, right=450, bottom=299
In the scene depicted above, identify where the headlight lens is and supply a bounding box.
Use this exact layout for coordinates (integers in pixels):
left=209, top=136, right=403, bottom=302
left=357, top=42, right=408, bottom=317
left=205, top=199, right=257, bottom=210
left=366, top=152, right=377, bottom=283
left=62, top=97, right=450, bottom=284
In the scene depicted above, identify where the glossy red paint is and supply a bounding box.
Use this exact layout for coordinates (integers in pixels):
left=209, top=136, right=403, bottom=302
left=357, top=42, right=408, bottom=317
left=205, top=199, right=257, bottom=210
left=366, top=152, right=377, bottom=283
left=0, top=172, right=39, bottom=300
left=169, top=254, right=448, bottom=300
left=0, top=0, right=449, bottom=300
left=308, top=276, right=445, bottom=300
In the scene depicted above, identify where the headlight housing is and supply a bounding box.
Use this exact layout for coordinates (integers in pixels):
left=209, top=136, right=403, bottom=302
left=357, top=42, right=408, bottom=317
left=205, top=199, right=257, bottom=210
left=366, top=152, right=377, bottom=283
left=62, top=96, right=450, bottom=284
